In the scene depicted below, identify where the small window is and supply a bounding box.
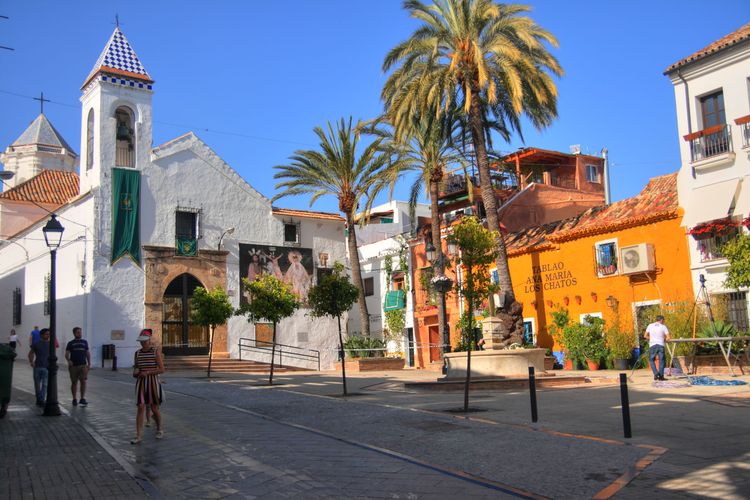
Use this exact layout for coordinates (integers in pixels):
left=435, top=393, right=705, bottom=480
left=595, top=240, right=618, bottom=277
left=44, top=274, right=51, bottom=316
left=695, top=226, right=739, bottom=262
left=523, top=318, right=536, bottom=346
left=176, top=211, right=197, bottom=240
left=86, top=109, right=95, bottom=170
left=586, top=165, right=600, bottom=183
left=700, top=91, right=725, bottom=129
left=580, top=313, right=603, bottom=325
left=12, top=287, right=22, bottom=326
left=284, top=222, right=300, bottom=245
left=364, top=277, right=375, bottom=296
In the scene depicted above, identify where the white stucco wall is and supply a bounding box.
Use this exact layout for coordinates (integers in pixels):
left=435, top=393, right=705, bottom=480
left=0, top=195, right=93, bottom=364
left=668, top=38, right=750, bottom=297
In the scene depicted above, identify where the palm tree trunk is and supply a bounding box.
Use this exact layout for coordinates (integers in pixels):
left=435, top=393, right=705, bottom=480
left=429, top=177, right=449, bottom=352
left=346, top=213, right=371, bottom=337
left=463, top=277, right=474, bottom=412
left=467, top=85, right=523, bottom=345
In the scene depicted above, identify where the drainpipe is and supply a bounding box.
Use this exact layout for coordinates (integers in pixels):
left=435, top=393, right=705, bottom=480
left=601, top=148, right=611, bottom=205
left=676, top=69, right=694, bottom=177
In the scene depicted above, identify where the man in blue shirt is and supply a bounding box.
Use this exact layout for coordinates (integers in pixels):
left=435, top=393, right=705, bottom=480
left=28, top=325, right=40, bottom=347
left=28, top=329, right=50, bottom=407
left=65, top=327, right=91, bottom=406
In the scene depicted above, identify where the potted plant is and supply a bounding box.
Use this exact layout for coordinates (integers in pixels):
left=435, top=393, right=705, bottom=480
left=606, top=320, right=634, bottom=370
left=581, top=316, right=607, bottom=370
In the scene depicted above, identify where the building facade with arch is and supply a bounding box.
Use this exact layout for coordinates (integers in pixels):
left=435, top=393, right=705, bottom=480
left=0, top=27, right=347, bottom=369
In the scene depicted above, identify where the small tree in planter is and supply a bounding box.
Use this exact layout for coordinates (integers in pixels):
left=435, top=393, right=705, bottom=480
left=449, top=216, right=498, bottom=412
left=606, top=316, right=635, bottom=370
left=581, top=315, right=608, bottom=370
left=236, top=274, right=298, bottom=385
left=723, top=233, right=750, bottom=290
left=191, top=286, right=234, bottom=378
left=307, top=262, right=359, bottom=396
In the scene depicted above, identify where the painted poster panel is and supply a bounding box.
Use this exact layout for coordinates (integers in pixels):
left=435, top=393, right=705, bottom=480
left=239, top=244, right=313, bottom=304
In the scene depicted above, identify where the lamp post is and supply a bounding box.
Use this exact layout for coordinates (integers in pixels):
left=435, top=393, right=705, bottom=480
left=42, top=214, right=64, bottom=417
left=426, top=241, right=453, bottom=354
left=217, top=227, right=235, bottom=250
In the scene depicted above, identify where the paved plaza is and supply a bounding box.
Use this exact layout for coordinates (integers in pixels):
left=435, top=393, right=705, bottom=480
left=2, top=362, right=749, bottom=499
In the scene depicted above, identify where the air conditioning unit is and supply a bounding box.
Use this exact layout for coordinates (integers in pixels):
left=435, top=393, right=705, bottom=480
left=619, top=243, right=655, bottom=274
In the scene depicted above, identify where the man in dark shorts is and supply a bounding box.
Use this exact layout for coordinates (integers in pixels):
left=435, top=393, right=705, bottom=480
left=65, top=327, right=91, bottom=406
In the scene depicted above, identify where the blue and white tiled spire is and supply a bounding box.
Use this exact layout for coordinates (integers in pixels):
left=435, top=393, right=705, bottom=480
left=83, top=27, right=153, bottom=89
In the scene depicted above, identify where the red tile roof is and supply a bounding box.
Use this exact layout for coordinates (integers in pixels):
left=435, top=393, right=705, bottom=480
left=506, top=173, right=679, bottom=255
left=0, top=170, right=80, bottom=205
left=665, top=22, right=750, bottom=73
left=272, top=207, right=344, bottom=222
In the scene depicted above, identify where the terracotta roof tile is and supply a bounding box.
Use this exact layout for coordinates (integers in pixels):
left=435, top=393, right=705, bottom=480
left=272, top=207, right=344, bottom=222
left=0, top=170, right=80, bottom=205
left=665, top=22, right=750, bottom=73
left=506, top=173, right=678, bottom=254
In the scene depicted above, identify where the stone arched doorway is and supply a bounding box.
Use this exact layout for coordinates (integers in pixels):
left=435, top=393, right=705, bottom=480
left=162, top=273, right=209, bottom=356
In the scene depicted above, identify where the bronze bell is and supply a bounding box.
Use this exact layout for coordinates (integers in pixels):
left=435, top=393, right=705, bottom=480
left=117, top=121, right=131, bottom=140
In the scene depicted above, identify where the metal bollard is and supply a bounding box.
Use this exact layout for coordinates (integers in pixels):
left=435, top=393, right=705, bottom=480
left=619, top=373, right=632, bottom=438
left=112, top=355, right=117, bottom=372
left=528, top=366, right=538, bottom=423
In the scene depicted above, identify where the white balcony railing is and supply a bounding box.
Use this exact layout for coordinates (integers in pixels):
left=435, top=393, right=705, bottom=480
left=689, top=124, right=732, bottom=162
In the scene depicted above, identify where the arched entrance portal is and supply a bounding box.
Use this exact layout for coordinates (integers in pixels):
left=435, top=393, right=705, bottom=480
left=162, top=273, right=209, bottom=355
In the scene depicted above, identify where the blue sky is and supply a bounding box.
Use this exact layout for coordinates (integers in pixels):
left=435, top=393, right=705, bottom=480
left=1, top=1, right=749, bottom=214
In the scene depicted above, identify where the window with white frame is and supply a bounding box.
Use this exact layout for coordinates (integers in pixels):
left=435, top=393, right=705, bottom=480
left=586, top=165, right=600, bottom=183
left=580, top=312, right=603, bottom=324
left=284, top=221, right=301, bottom=246
left=523, top=317, right=536, bottom=346
left=594, top=239, right=618, bottom=277
left=175, top=209, right=201, bottom=240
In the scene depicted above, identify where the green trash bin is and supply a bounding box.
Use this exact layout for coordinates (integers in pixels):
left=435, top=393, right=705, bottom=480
left=0, top=344, right=17, bottom=419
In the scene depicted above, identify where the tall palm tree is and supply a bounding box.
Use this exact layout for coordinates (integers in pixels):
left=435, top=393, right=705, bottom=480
left=382, top=0, right=562, bottom=344
left=273, top=117, right=403, bottom=338
left=365, top=113, right=463, bottom=352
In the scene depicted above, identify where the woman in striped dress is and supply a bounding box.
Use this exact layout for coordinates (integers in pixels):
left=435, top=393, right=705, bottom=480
left=131, top=329, right=165, bottom=444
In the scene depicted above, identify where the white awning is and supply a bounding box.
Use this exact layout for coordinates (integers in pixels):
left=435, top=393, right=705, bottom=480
left=682, top=179, right=740, bottom=227
left=733, top=177, right=750, bottom=217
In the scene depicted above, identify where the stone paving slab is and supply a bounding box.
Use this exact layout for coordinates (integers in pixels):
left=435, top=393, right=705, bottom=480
left=157, top=377, right=651, bottom=499
left=0, top=386, right=147, bottom=500
left=11, top=364, right=525, bottom=499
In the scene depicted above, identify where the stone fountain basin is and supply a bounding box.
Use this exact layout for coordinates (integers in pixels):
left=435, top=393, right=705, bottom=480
left=443, top=348, right=546, bottom=380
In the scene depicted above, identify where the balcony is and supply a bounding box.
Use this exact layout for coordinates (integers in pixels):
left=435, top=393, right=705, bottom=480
left=550, top=176, right=577, bottom=190
left=685, top=124, right=732, bottom=163
left=736, top=115, right=750, bottom=149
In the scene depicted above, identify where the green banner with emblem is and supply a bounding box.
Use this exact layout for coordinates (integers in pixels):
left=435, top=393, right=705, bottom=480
left=111, top=168, right=141, bottom=265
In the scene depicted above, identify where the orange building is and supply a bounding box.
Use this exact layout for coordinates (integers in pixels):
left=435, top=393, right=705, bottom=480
left=503, top=172, right=693, bottom=353
left=411, top=172, right=694, bottom=368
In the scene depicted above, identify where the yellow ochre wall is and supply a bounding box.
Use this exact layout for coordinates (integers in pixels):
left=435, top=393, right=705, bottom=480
left=506, top=216, right=694, bottom=350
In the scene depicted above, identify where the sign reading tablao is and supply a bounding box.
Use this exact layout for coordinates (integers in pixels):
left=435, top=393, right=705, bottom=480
left=523, top=262, right=578, bottom=293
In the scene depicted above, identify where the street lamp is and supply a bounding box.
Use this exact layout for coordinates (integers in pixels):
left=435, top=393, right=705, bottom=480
left=42, top=214, right=64, bottom=417
left=425, top=241, right=453, bottom=354
left=217, top=227, right=235, bottom=250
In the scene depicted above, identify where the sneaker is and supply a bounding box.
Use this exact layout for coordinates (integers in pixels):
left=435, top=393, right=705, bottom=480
left=79, top=399, right=88, bottom=406
left=155, top=430, right=164, bottom=439
left=72, top=399, right=78, bottom=406
left=653, top=375, right=659, bottom=381
left=658, top=375, right=666, bottom=381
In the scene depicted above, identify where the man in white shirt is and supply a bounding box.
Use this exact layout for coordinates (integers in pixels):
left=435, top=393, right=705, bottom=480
left=645, top=315, right=670, bottom=381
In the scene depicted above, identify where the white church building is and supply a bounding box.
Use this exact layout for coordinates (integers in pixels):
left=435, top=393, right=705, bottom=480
left=0, top=27, right=347, bottom=369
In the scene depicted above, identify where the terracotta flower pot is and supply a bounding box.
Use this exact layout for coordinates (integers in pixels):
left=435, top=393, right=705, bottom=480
left=586, top=359, right=600, bottom=371
left=564, top=358, right=573, bottom=370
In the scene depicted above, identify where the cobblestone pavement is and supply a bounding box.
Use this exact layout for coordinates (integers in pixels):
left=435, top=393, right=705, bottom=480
left=9, top=364, right=531, bottom=499
left=0, top=387, right=147, bottom=499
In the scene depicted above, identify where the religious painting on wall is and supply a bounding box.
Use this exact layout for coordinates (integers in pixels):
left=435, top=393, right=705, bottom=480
left=239, top=244, right=314, bottom=305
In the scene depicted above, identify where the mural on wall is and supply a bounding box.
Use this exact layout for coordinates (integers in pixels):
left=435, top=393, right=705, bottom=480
left=239, top=244, right=313, bottom=304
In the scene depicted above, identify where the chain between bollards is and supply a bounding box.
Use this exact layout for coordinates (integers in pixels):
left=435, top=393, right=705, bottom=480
left=619, top=373, right=632, bottom=438
left=528, top=366, right=538, bottom=423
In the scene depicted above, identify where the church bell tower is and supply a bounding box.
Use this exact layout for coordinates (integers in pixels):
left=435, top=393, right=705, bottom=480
left=79, top=26, right=154, bottom=194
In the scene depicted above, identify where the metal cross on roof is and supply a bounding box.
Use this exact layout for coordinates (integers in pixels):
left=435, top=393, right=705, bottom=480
left=33, top=92, right=50, bottom=114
